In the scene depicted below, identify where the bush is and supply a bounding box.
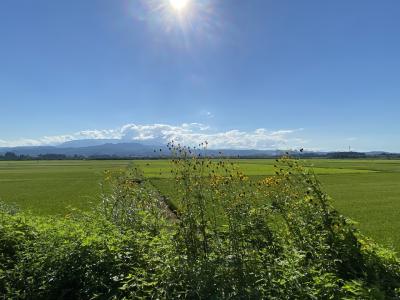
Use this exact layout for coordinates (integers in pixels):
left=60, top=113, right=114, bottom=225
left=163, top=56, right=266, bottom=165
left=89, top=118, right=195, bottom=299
left=0, top=145, right=399, bottom=299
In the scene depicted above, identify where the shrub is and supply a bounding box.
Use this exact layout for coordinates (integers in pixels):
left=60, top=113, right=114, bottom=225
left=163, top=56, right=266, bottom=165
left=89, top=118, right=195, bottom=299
left=0, top=145, right=399, bottom=299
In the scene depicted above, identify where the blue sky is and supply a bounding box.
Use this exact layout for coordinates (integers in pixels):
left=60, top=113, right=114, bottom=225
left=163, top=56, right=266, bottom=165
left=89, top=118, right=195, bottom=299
left=0, top=0, right=399, bottom=151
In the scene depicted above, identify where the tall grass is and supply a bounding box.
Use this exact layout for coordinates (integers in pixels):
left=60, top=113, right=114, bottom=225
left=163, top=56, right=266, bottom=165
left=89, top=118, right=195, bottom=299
left=0, top=144, right=399, bottom=299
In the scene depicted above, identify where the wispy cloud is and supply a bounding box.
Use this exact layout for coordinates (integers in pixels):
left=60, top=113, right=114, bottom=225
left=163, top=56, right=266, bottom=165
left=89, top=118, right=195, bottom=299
left=206, top=111, right=214, bottom=118
left=199, top=110, right=215, bottom=119
left=346, top=137, right=357, bottom=142
left=0, top=123, right=305, bottom=150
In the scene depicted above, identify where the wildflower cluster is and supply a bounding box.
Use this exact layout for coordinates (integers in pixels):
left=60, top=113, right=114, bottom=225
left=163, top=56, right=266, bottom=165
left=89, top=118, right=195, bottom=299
left=162, top=143, right=400, bottom=298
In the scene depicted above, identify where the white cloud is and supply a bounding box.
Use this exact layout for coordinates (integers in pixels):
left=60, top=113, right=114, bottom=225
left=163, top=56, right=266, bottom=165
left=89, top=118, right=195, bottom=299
left=0, top=123, right=305, bottom=150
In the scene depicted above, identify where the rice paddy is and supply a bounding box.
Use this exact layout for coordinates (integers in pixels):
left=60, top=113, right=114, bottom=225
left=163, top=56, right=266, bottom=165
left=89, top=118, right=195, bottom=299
left=0, top=158, right=399, bottom=250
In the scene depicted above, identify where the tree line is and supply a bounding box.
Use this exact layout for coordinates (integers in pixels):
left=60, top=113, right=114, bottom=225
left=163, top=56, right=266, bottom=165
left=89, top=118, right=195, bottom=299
left=1, top=151, right=400, bottom=161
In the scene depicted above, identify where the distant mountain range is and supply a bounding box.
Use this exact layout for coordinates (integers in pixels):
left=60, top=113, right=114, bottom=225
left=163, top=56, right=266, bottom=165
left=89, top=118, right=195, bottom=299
left=0, top=139, right=397, bottom=158
left=0, top=142, right=165, bottom=158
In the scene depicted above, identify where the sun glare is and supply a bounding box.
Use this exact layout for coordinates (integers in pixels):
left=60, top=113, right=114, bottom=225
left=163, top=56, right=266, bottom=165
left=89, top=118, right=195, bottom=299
left=136, top=0, right=217, bottom=44
left=169, top=0, right=189, bottom=12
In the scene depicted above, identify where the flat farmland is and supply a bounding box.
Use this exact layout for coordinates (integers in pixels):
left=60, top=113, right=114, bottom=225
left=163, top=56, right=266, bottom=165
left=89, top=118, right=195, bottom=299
left=0, top=160, right=131, bottom=215
left=0, top=159, right=399, bottom=251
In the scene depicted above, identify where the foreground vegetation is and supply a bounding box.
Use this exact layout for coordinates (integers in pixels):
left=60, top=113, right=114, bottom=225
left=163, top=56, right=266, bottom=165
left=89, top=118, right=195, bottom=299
left=146, top=159, right=400, bottom=251
left=1, top=158, right=400, bottom=251
left=1, top=147, right=399, bottom=299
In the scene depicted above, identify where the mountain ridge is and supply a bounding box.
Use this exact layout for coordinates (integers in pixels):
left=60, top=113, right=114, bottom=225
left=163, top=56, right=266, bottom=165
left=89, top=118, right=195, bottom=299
left=0, top=139, right=397, bottom=158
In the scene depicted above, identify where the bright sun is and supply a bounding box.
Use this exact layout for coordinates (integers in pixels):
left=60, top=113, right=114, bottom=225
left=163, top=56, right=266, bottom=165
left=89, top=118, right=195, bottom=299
left=169, top=0, right=189, bottom=11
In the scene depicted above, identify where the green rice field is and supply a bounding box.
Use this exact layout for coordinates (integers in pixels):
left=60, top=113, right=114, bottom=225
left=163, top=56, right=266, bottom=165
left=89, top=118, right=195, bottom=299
left=0, top=159, right=399, bottom=251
